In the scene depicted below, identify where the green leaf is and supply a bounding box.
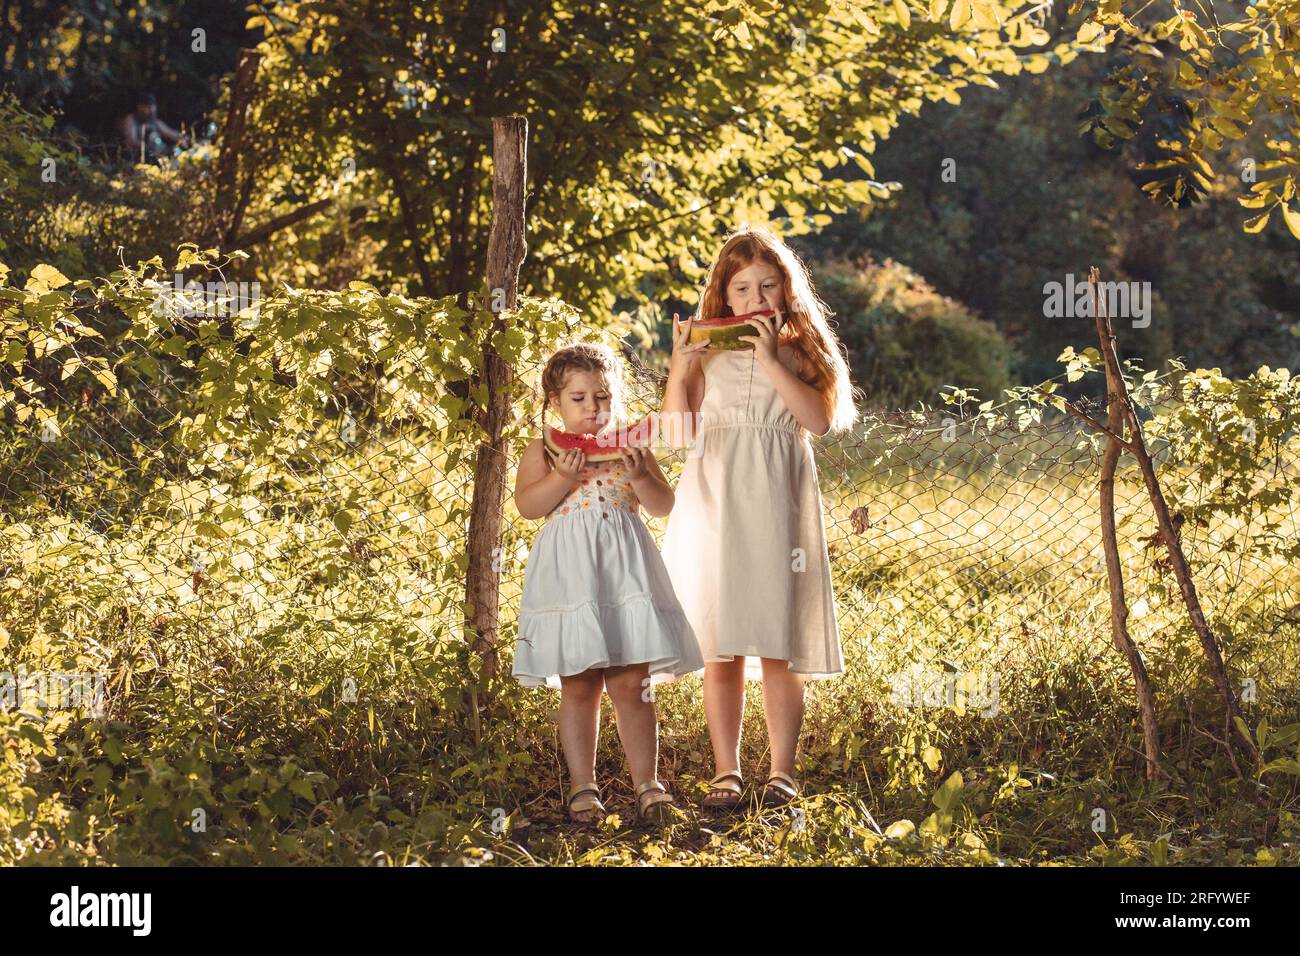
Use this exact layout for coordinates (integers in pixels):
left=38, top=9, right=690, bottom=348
left=1244, top=210, right=1271, bottom=234
left=949, top=0, right=971, bottom=30
left=1077, top=21, right=1104, bottom=44
left=17, top=723, right=49, bottom=749
left=932, top=770, right=965, bottom=813
left=1259, top=758, right=1300, bottom=777
left=884, top=819, right=916, bottom=841
left=1280, top=204, right=1300, bottom=241
left=25, top=264, right=70, bottom=293
left=1233, top=715, right=1254, bottom=747
left=93, top=367, right=118, bottom=395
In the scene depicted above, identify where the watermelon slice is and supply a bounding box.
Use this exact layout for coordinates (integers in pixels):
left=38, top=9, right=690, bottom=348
left=543, top=413, right=657, bottom=463
left=688, top=309, right=784, bottom=350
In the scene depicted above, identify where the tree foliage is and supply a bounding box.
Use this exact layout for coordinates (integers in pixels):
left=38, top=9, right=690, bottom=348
left=1078, top=0, right=1300, bottom=237
left=236, top=0, right=1076, bottom=311
left=817, top=255, right=1015, bottom=409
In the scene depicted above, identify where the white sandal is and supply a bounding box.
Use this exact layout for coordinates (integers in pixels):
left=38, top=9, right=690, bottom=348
left=702, top=770, right=744, bottom=812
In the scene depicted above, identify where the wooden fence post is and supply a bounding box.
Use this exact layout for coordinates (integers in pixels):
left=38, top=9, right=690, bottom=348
left=464, top=116, right=528, bottom=687
left=1040, top=268, right=1257, bottom=772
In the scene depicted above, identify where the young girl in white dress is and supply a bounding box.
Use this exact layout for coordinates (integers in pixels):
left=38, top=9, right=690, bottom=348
left=513, top=341, right=704, bottom=825
left=659, top=226, right=859, bottom=812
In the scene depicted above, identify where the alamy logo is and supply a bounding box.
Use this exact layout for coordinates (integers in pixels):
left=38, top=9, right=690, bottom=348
left=889, top=665, right=1000, bottom=717
left=1, top=669, right=105, bottom=716
left=1042, top=273, right=1151, bottom=328
left=149, top=272, right=261, bottom=320
left=49, top=886, right=151, bottom=936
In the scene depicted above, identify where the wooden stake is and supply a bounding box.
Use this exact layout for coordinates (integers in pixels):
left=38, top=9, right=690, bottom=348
left=1088, top=266, right=1255, bottom=763
left=1092, top=281, right=1161, bottom=781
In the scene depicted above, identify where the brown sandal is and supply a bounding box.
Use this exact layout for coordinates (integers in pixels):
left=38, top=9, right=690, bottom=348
left=635, top=780, right=685, bottom=825
left=702, top=771, right=744, bottom=812
left=761, top=771, right=798, bottom=808
left=566, top=782, right=605, bottom=825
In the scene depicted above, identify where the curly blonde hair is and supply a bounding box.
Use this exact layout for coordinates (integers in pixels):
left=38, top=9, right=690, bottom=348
left=540, top=340, right=628, bottom=427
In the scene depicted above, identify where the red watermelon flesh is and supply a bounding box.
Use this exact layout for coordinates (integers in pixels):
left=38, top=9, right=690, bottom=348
left=544, top=413, right=656, bottom=463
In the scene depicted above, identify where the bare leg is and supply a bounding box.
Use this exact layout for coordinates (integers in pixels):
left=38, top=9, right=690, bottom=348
left=557, top=669, right=605, bottom=789
left=759, top=657, right=805, bottom=779
left=704, top=657, right=746, bottom=778
left=603, top=663, right=657, bottom=787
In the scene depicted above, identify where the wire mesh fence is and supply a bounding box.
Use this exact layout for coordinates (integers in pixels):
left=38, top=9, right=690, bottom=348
left=503, top=344, right=1300, bottom=717
left=3, top=279, right=1299, bottom=731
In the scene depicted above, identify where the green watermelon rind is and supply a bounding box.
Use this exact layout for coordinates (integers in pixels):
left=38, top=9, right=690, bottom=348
left=687, top=310, right=782, bottom=351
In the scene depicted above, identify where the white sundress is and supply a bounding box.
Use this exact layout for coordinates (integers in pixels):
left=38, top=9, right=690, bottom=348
left=512, top=455, right=705, bottom=689
left=661, top=342, right=843, bottom=682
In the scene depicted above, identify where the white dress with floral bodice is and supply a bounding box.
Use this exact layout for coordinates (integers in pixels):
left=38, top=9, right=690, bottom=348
left=513, top=455, right=704, bottom=688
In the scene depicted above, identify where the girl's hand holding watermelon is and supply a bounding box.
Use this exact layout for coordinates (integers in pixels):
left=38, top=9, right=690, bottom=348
left=549, top=447, right=586, bottom=482
left=736, top=310, right=782, bottom=367
left=663, top=312, right=710, bottom=450
left=617, top=445, right=650, bottom=480
left=670, top=313, right=710, bottom=374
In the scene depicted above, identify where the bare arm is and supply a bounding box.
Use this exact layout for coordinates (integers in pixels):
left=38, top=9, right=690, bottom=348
left=119, top=115, right=140, bottom=149
left=154, top=118, right=187, bottom=146
left=740, top=315, right=831, bottom=436
left=660, top=313, right=709, bottom=448
left=513, top=438, right=584, bottom=520
left=765, top=350, right=831, bottom=436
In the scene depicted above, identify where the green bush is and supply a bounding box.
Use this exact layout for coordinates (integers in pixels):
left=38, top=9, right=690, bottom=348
left=818, top=256, right=1015, bottom=411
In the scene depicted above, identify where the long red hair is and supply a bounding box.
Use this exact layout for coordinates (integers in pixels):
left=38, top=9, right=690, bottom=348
left=695, top=226, right=859, bottom=433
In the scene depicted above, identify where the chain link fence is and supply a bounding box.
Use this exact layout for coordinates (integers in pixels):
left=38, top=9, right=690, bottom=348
left=4, top=286, right=1299, bottom=735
